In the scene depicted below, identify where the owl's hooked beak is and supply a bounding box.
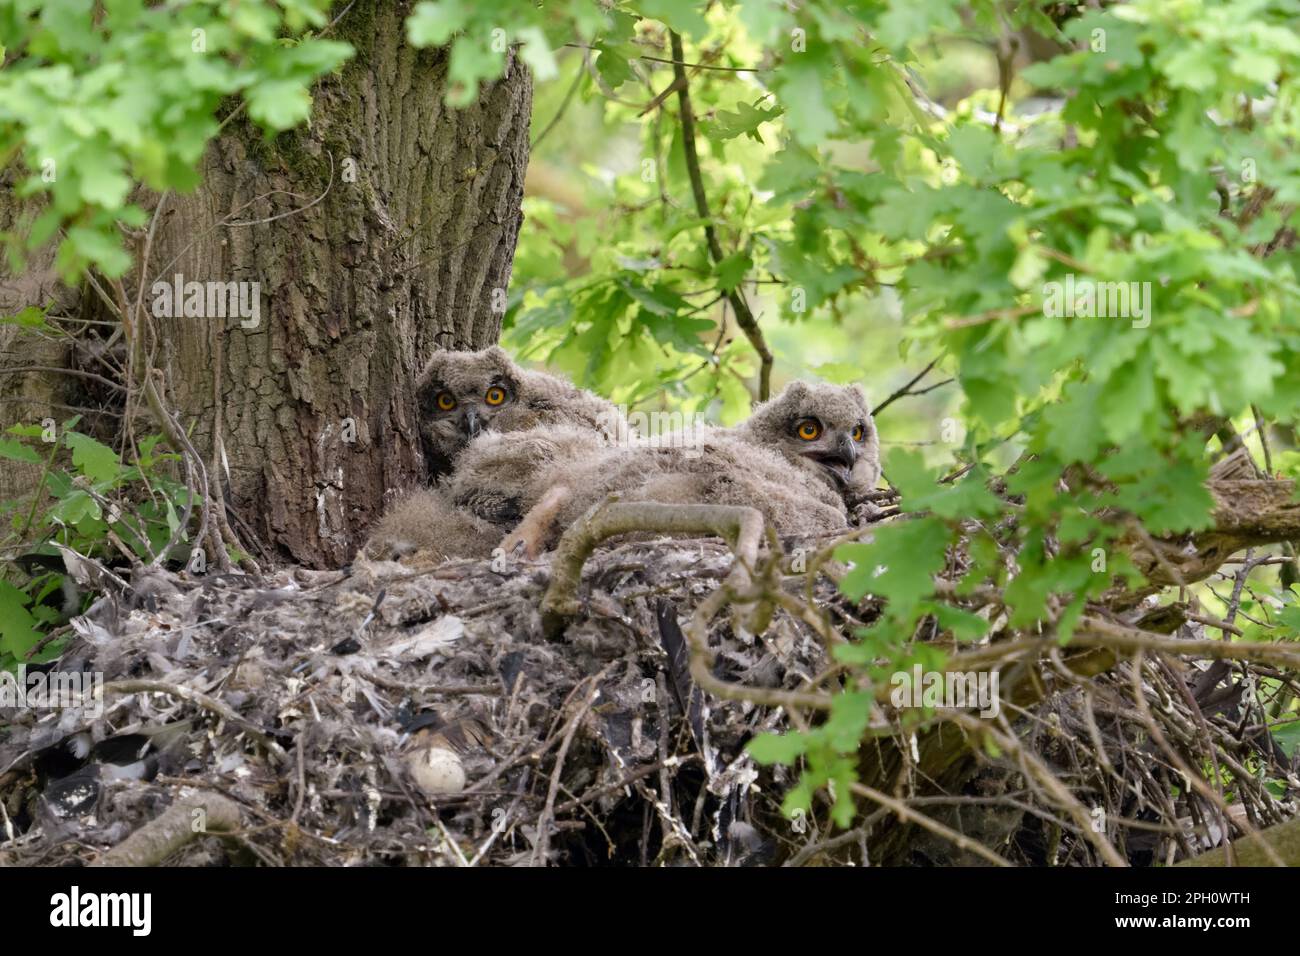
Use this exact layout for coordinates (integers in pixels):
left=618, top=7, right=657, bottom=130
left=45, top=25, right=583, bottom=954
left=803, top=434, right=857, bottom=487
left=459, top=408, right=483, bottom=440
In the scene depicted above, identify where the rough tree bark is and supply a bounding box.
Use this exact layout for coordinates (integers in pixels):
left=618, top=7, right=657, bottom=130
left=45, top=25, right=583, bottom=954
left=0, top=201, right=81, bottom=504
left=0, top=1, right=533, bottom=568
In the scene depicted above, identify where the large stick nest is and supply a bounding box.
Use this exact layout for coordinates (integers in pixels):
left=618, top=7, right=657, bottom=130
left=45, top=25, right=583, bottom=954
left=0, top=531, right=858, bottom=866
left=2, top=499, right=1298, bottom=866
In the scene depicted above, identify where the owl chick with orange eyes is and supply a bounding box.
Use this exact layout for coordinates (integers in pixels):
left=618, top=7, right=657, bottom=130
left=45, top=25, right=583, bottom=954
left=361, top=346, right=631, bottom=562
left=414, top=345, right=630, bottom=480
left=448, top=380, right=882, bottom=558
left=733, top=379, right=881, bottom=510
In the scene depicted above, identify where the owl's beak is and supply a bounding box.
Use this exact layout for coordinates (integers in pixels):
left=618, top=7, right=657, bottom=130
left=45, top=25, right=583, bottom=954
left=804, top=435, right=857, bottom=487
left=459, top=408, right=483, bottom=439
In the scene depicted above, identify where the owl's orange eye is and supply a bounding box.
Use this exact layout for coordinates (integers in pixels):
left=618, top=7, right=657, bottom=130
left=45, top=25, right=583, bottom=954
left=485, top=386, right=507, bottom=407
left=435, top=391, right=457, bottom=411
left=851, top=424, right=865, bottom=442
left=796, top=420, right=822, bottom=441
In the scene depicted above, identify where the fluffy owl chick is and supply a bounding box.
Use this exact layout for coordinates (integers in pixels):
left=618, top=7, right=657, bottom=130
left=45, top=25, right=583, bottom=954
left=452, top=379, right=879, bottom=530
left=447, top=379, right=881, bottom=557
left=450, top=427, right=849, bottom=558
left=734, top=379, right=881, bottom=509
left=448, top=424, right=612, bottom=527
left=359, top=486, right=500, bottom=562
left=416, top=345, right=629, bottom=478
left=364, top=347, right=629, bottom=562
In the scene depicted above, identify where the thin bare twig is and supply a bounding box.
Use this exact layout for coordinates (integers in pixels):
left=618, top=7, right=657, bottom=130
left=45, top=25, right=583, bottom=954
left=669, top=30, right=772, bottom=401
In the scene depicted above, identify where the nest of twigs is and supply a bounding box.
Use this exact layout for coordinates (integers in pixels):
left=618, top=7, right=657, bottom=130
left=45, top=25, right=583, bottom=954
left=0, top=528, right=859, bottom=866
left=1, top=500, right=1297, bottom=867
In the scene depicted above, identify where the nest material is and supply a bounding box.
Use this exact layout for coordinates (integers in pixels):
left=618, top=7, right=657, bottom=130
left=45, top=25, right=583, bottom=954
left=0, top=535, right=848, bottom=866
left=2, top=505, right=1297, bottom=866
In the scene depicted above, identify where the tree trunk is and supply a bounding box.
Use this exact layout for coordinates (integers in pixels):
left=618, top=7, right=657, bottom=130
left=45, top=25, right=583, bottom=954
left=0, top=199, right=82, bottom=504
left=1, top=1, right=533, bottom=568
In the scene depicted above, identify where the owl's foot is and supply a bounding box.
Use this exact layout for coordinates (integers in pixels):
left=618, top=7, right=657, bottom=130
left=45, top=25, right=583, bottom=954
left=499, top=527, right=537, bottom=560
left=500, top=484, right=572, bottom=560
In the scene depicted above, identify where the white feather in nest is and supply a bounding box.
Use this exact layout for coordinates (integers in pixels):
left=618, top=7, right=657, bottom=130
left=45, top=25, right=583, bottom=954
left=380, top=614, right=464, bottom=659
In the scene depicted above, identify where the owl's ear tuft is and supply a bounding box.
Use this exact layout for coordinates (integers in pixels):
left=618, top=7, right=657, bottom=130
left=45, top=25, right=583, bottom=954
left=767, top=380, right=809, bottom=418
left=847, top=383, right=870, bottom=413
left=417, top=349, right=451, bottom=385
left=483, top=348, right=517, bottom=390
left=483, top=345, right=516, bottom=376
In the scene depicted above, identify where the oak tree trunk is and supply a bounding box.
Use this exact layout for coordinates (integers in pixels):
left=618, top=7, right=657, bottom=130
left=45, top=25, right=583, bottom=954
left=1, top=2, right=533, bottom=568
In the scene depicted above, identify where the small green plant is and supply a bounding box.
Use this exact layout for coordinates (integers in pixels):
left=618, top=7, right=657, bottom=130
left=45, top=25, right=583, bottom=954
left=0, top=419, right=195, bottom=668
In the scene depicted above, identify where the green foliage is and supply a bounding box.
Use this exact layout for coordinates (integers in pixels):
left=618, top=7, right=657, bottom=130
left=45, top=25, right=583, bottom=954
left=5, top=0, right=1300, bottom=831
left=476, top=0, right=1300, bottom=825
left=0, top=422, right=194, bottom=669
left=0, top=0, right=352, bottom=279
